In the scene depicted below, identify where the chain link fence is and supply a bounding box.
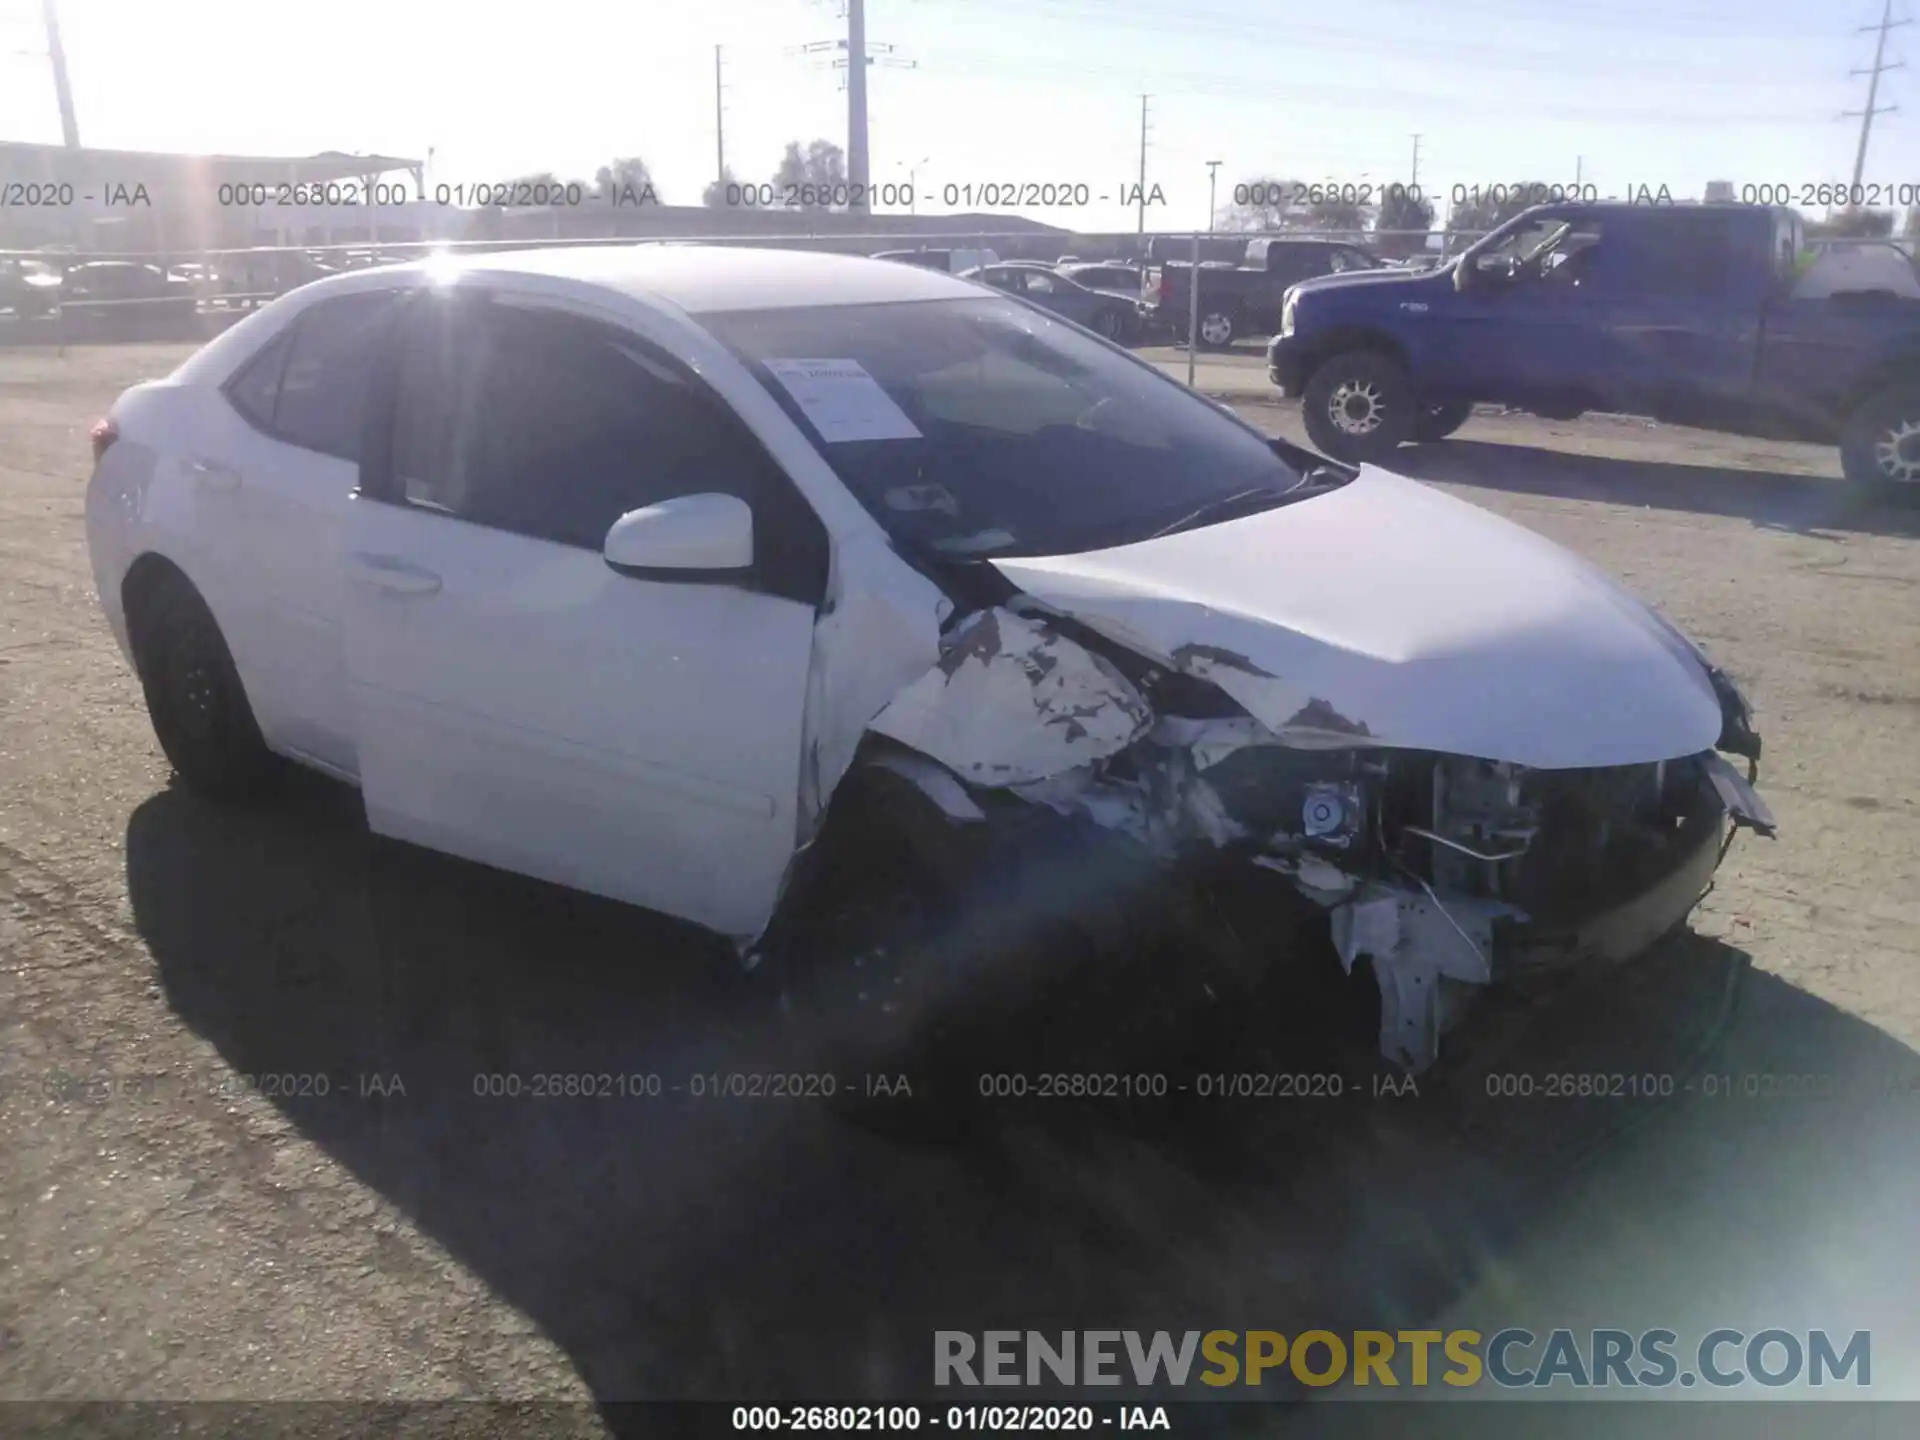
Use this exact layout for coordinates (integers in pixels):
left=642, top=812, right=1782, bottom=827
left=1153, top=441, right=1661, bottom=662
left=0, top=225, right=1486, bottom=358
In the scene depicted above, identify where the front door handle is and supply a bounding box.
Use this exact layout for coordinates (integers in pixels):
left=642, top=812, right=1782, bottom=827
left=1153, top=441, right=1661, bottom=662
left=186, top=456, right=242, bottom=492
left=346, top=553, right=443, bottom=596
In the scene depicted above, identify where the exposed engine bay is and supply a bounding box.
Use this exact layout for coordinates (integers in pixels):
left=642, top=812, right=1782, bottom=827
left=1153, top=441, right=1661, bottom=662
left=848, top=597, right=1775, bottom=1073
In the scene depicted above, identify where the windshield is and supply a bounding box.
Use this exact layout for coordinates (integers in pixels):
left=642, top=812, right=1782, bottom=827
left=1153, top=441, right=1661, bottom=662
left=702, top=296, right=1306, bottom=558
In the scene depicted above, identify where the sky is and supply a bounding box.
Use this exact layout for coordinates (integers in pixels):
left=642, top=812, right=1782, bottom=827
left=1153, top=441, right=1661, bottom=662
left=0, top=0, right=1909, bottom=232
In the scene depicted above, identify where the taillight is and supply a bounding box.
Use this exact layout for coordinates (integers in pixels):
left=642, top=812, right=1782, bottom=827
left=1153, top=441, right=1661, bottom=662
left=89, top=417, right=118, bottom=464
left=1157, top=269, right=1172, bottom=306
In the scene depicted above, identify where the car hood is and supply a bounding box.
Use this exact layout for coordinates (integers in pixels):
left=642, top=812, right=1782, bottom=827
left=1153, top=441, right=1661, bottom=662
left=989, top=467, right=1723, bottom=770
left=1286, top=267, right=1452, bottom=300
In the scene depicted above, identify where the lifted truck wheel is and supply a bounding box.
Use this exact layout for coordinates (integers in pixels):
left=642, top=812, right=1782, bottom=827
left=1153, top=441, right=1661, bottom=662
left=1841, top=382, right=1920, bottom=496
left=1302, top=351, right=1416, bottom=462
left=1411, top=398, right=1475, bottom=443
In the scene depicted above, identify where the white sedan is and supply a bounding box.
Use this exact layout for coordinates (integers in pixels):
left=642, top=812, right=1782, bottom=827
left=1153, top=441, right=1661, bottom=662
left=85, top=245, right=1774, bottom=1073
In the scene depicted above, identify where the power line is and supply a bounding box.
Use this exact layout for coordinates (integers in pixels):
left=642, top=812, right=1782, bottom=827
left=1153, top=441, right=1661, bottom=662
left=1845, top=0, right=1909, bottom=190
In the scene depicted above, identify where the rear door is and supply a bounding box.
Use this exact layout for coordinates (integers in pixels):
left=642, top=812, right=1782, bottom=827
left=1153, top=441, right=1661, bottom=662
left=1595, top=209, right=1750, bottom=421
left=339, top=290, right=826, bottom=937
left=198, top=288, right=402, bottom=773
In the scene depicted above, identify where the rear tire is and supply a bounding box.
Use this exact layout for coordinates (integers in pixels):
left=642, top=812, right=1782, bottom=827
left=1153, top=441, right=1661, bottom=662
left=1411, top=398, right=1475, bottom=443
left=127, top=573, right=279, bottom=801
left=1302, top=350, right=1416, bottom=462
left=1196, top=310, right=1235, bottom=350
left=1841, top=382, right=1920, bottom=496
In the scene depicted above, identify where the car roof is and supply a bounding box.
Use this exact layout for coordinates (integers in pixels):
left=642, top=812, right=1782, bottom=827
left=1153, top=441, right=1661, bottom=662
left=368, top=244, right=983, bottom=313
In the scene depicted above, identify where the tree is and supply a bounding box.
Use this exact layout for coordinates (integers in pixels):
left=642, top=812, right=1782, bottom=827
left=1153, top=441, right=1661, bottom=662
left=772, top=140, right=848, bottom=206
left=1905, top=204, right=1920, bottom=241
left=703, top=167, right=742, bottom=208
left=495, top=170, right=564, bottom=201
left=1809, top=206, right=1893, bottom=239
left=1374, top=188, right=1436, bottom=259
left=1446, top=180, right=1553, bottom=240
left=593, top=156, right=657, bottom=203
left=1222, top=176, right=1311, bottom=231
left=1305, top=195, right=1371, bottom=240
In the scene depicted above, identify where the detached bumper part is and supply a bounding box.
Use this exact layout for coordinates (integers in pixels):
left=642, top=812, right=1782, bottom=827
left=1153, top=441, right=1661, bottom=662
left=1331, top=885, right=1515, bottom=1072
left=1330, top=769, right=1735, bottom=1074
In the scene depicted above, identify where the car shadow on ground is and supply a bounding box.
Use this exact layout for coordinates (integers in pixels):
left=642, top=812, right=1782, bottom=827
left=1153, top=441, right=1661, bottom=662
left=1390, top=437, right=1920, bottom=541
left=125, top=773, right=1920, bottom=1421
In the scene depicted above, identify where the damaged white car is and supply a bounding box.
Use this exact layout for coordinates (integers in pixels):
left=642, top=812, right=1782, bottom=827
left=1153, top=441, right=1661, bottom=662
left=84, top=246, right=1774, bottom=1075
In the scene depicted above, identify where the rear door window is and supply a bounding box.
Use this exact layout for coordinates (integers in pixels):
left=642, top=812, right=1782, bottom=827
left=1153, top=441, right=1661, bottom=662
left=271, top=291, right=401, bottom=461
left=224, top=332, right=292, bottom=431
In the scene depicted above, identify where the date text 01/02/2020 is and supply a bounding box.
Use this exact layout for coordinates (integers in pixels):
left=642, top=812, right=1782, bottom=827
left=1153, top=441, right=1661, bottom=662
left=728, top=1404, right=1172, bottom=1432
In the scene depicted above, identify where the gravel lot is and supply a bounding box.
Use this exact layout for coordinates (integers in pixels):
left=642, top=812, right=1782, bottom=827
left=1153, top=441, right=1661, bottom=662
left=2, top=343, right=1917, bottom=1421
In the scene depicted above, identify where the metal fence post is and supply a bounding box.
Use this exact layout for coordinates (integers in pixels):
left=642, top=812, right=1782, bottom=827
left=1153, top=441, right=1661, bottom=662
left=1186, top=229, right=1201, bottom=385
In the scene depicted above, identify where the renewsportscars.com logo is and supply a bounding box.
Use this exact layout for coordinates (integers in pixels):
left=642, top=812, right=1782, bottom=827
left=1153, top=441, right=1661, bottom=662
left=934, top=1329, right=1872, bottom=1390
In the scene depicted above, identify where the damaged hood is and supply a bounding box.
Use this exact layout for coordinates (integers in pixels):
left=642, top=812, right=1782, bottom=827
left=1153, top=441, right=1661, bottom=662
left=990, top=466, right=1724, bottom=770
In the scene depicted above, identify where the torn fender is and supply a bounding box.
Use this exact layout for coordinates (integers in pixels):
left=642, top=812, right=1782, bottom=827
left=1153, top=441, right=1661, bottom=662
left=867, top=607, right=1154, bottom=786
left=796, top=529, right=953, bottom=843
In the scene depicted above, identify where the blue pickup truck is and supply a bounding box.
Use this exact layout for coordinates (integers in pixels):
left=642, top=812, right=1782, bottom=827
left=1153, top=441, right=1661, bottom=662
left=1265, top=201, right=1920, bottom=491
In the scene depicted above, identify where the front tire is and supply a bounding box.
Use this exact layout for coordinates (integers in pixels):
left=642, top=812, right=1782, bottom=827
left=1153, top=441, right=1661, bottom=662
left=1093, top=307, right=1125, bottom=341
left=1302, top=350, right=1416, bottom=462
left=1411, top=398, right=1475, bottom=443
left=1841, top=382, right=1920, bottom=495
left=127, top=574, right=278, bottom=801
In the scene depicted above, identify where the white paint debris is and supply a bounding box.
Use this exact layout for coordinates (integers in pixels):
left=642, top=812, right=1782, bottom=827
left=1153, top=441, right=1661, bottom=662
left=868, top=608, right=1152, bottom=786
left=865, top=750, right=986, bottom=822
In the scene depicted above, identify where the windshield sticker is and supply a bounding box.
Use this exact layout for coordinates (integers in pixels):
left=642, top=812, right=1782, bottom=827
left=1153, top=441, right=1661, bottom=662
left=883, top=483, right=959, bottom=517
left=763, top=358, right=923, bottom=443
left=929, top=529, right=1016, bottom=555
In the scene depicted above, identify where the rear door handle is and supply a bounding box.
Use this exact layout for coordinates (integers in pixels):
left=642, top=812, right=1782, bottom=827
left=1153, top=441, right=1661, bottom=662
left=346, top=553, right=443, bottom=596
left=185, top=456, right=242, bottom=492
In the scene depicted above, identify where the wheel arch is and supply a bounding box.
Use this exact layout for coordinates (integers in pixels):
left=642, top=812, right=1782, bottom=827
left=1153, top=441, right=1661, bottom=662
left=1839, top=360, right=1920, bottom=424
left=1299, top=328, right=1413, bottom=379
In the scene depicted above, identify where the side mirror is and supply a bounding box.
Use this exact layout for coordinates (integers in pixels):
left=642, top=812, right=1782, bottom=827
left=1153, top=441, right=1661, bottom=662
left=604, top=493, right=754, bottom=576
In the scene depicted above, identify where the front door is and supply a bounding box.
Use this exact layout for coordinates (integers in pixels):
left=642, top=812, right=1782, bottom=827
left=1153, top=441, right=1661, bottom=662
left=340, top=290, right=825, bottom=938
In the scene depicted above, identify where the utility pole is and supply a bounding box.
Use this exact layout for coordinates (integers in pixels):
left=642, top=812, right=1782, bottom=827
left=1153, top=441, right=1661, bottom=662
left=796, top=3, right=912, bottom=215
left=1847, top=0, right=1909, bottom=190
left=1206, top=159, right=1221, bottom=232
left=848, top=0, right=870, bottom=211
left=1410, top=133, right=1422, bottom=189
left=41, top=0, right=80, bottom=148
left=1137, top=94, right=1152, bottom=235
left=1575, top=155, right=1583, bottom=187
left=715, top=46, right=726, bottom=187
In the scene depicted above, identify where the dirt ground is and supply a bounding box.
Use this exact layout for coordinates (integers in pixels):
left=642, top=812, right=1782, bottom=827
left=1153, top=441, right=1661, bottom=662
left=2, top=343, right=1917, bottom=1422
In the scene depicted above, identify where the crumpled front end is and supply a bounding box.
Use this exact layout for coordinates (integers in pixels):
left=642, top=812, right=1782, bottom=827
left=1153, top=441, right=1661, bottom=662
left=856, top=597, right=1774, bottom=1073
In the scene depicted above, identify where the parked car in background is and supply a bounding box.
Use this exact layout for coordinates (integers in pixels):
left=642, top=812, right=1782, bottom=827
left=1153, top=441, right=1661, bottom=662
left=963, top=260, right=1136, bottom=340
left=0, top=257, right=63, bottom=318
left=84, top=245, right=1771, bottom=1093
left=872, top=247, right=1000, bottom=275
left=1144, top=238, right=1386, bottom=349
left=60, top=262, right=199, bottom=338
left=1266, top=201, right=1920, bottom=492
left=1057, top=260, right=1144, bottom=297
